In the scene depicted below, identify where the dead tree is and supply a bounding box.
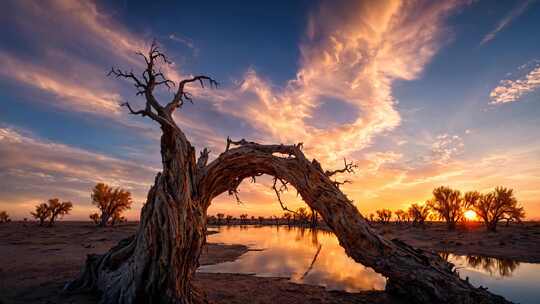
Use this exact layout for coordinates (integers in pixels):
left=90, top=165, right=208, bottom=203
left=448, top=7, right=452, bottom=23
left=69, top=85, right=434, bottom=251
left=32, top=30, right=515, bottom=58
left=66, top=42, right=510, bottom=304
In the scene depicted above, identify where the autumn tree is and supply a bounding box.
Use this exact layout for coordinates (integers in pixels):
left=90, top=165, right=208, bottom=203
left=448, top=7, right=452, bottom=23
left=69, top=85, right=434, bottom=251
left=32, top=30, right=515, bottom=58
left=66, top=42, right=508, bottom=304
left=394, top=209, right=408, bottom=224
left=428, top=186, right=464, bottom=230
left=0, top=211, right=9, bottom=223
left=376, top=208, right=392, bottom=224
left=111, top=212, right=128, bottom=226
left=308, top=207, right=318, bottom=227
left=216, top=213, right=224, bottom=225
left=47, top=198, right=73, bottom=226
left=91, top=183, right=132, bottom=227
left=505, top=205, right=525, bottom=227
left=408, top=203, right=430, bottom=227
left=282, top=212, right=292, bottom=226
left=89, top=213, right=100, bottom=225
left=31, top=203, right=51, bottom=226
left=295, top=207, right=309, bottom=225
left=468, top=187, right=525, bottom=232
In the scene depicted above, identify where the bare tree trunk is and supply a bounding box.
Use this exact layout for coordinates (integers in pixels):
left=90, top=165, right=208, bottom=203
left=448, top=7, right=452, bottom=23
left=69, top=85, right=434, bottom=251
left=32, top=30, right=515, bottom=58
left=68, top=137, right=510, bottom=304
left=198, top=141, right=510, bottom=304
left=488, top=221, right=498, bottom=232
left=66, top=128, right=208, bottom=304
left=67, top=43, right=509, bottom=303
left=99, top=212, right=110, bottom=227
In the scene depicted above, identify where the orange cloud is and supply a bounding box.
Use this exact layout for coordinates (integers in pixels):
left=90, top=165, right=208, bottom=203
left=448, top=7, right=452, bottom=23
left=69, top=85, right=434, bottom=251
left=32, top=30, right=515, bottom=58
left=0, top=127, right=158, bottom=220
left=0, top=53, right=122, bottom=116
left=206, top=1, right=471, bottom=215
left=490, top=63, right=540, bottom=104
left=480, top=0, right=533, bottom=45
left=203, top=1, right=466, bottom=166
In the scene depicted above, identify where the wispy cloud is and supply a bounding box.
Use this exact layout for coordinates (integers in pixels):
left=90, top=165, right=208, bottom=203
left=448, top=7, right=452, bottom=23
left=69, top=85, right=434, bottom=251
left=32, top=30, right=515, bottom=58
left=5, top=1, right=539, bottom=220
left=0, top=52, right=122, bottom=116
left=203, top=1, right=466, bottom=165
left=480, top=0, right=533, bottom=45
left=0, top=126, right=158, bottom=219
left=490, top=62, right=540, bottom=104
left=168, top=34, right=199, bottom=56
left=0, top=0, right=467, bottom=166
left=430, top=134, right=465, bottom=163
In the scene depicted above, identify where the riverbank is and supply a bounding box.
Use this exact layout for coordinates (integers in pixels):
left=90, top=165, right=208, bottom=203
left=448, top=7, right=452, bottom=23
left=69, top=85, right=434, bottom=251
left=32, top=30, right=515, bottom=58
left=210, top=221, right=540, bottom=263
left=370, top=221, right=540, bottom=263
left=0, top=222, right=402, bottom=303
left=1, top=221, right=538, bottom=303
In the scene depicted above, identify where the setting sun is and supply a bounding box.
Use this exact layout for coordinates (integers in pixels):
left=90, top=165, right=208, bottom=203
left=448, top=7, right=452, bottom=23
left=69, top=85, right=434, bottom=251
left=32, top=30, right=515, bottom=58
left=464, top=210, right=478, bottom=221
left=0, top=1, right=539, bottom=304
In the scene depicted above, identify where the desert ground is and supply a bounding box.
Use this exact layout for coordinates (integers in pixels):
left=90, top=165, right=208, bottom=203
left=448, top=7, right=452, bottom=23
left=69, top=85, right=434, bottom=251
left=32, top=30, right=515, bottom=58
left=369, top=222, right=540, bottom=263
left=1, top=221, right=539, bottom=304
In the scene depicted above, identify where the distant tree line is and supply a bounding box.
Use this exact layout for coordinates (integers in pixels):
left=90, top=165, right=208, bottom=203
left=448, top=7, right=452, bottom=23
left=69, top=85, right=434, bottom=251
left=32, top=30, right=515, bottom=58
left=0, top=210, right=10, bottom=223
left=208, top=206, right=320, bottom=227
left=4, top=184, right=526, bottom=234
left=19, top=182, right=133, bottom=228
left=370, top=186, right=525, bottom=232
left=30, top=198, right=73, bottom=226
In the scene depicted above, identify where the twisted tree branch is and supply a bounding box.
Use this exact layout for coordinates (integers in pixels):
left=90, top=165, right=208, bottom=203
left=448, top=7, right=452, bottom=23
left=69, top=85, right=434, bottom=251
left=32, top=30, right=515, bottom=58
left=166, top=76, right=218, bottom=113
left=196, top=138, right=509, bottom=304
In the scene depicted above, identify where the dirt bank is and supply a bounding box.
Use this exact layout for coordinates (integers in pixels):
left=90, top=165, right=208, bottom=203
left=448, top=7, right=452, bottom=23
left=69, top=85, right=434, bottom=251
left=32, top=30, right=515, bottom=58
left=0, top=222, right=403, bottom=304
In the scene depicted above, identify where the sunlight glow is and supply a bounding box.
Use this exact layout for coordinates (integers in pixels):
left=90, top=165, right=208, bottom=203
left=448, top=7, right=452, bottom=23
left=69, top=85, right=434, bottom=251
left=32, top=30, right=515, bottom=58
left=464, top=210, right=477, bottom=221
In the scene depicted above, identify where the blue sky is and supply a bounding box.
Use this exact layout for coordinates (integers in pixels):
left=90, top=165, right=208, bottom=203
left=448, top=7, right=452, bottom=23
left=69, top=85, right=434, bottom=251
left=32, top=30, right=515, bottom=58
left=0, top=0, right=539, bottom=220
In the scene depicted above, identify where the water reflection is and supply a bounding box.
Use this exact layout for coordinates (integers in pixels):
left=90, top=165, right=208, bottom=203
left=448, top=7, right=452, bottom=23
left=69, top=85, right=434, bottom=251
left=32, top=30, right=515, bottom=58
left=199, top=226, right=386, bottom=292
left=201, top=226, right=540, bottom=303
left=440, top=252, right=520, bottom=277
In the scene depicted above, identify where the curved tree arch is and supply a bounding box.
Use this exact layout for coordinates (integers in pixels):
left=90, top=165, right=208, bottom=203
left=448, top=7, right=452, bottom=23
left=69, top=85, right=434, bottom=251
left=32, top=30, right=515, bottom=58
left=66, top=43, right=509, bottom=304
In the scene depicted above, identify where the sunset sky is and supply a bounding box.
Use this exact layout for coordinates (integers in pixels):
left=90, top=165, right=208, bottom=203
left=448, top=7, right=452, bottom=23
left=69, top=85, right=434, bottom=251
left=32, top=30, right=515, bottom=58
left=1, top=0, right=539, bottom=220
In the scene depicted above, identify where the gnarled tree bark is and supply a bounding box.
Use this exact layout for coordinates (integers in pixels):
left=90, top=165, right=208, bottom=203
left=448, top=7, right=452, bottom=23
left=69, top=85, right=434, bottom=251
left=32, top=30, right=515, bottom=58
left=66, top=42, right=510, bottom=304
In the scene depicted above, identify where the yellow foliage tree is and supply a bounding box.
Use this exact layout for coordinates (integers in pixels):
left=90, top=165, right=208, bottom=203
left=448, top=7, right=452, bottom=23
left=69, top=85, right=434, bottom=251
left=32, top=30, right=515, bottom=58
left=91, top=183, right=132, bottom=227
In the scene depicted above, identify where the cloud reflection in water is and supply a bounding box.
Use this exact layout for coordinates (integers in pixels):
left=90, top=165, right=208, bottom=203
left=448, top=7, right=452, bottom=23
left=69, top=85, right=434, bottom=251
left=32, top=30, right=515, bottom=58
left=199, top=226, right=386, bottom=292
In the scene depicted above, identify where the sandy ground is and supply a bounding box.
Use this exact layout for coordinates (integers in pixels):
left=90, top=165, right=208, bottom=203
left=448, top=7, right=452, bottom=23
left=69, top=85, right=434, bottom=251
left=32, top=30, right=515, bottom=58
left=1, top=221, right=538, bottom=303
left=370, top=222, right=540, bottom=263
left=0, top=222, right=402, bottom=304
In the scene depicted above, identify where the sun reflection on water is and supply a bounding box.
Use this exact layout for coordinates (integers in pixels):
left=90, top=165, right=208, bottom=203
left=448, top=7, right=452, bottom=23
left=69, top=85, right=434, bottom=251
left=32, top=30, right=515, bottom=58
left=199, top=225, right=386, bottom=292
left=200, top=226, right=539, bottom=303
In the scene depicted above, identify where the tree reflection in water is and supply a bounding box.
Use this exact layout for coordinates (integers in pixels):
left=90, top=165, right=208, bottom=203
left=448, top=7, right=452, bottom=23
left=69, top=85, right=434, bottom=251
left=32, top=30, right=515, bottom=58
left=440, top=252, right=520, bottom=277
left=199, top=226, right=386, bottom=292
